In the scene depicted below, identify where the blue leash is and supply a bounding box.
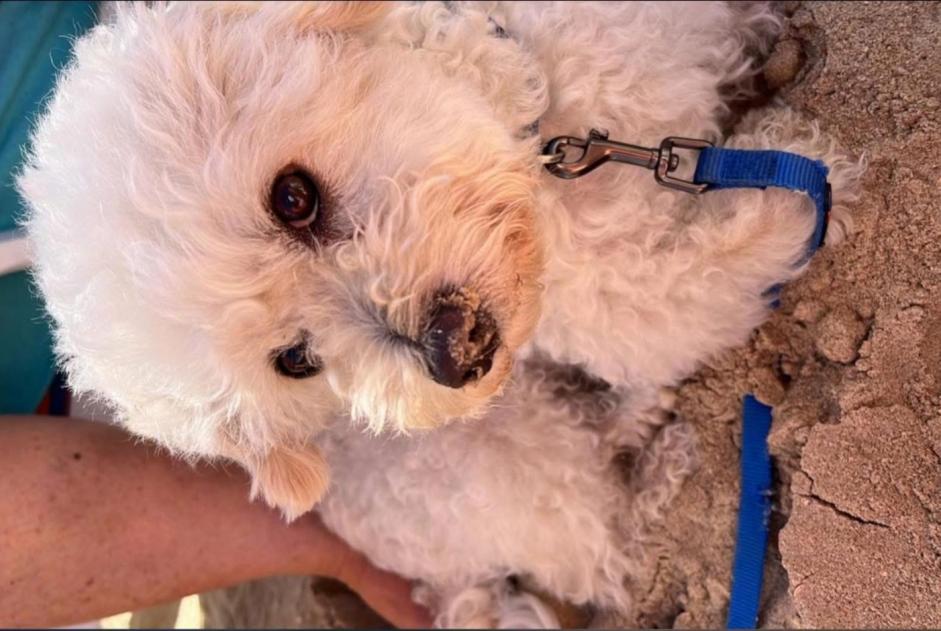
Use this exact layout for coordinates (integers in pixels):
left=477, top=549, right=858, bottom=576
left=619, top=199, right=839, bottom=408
left=694, top=147, right=832, bottom=258
left=543, top=133, right=832, bottom=630
left=725, top=395, right=774, bottom=628
left=694, top=146, right=830, bottom=629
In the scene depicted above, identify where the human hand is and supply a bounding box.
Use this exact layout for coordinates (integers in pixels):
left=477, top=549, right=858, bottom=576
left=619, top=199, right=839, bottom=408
left=288, top=513, right=433, bottom=629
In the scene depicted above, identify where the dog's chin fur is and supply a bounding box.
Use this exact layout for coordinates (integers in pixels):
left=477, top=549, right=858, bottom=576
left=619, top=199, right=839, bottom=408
left=21, top=1, right=866, bottom=624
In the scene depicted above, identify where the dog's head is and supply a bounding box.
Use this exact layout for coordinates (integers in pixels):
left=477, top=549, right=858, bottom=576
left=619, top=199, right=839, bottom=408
left=19, top=1, right=544, bottom=517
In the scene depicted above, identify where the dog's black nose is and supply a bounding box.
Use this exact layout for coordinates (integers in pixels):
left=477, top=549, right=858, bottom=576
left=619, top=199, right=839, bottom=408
left=421, top=295, right=499, bottom=389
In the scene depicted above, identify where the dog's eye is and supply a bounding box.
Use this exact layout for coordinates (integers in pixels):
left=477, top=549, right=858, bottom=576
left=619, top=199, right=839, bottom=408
left=270, top=170, right=320, bottom=229
left=274, top=342, right=323, bottom=379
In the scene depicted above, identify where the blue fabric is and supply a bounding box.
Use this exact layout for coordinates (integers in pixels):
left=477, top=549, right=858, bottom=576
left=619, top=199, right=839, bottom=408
left=0, top=270, right=56, bottom=414
left=726, top=394, right=774, bottom=629
left=1, top=1, right=100, bottom=235
left=694, top=147, right=831, bottom=257
left=0, top=1, right=100, bottom=413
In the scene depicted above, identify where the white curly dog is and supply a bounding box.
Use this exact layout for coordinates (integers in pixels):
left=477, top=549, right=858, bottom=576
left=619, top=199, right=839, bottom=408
left=20, top=1, right=862, bottom=626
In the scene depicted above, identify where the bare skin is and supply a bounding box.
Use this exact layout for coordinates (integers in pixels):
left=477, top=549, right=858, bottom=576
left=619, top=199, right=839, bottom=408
left=0, top=416, right=431, bottom=628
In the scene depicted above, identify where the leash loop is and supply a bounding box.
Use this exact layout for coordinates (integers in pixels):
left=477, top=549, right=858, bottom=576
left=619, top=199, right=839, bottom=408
left=693, top=147, right=832, bottom=256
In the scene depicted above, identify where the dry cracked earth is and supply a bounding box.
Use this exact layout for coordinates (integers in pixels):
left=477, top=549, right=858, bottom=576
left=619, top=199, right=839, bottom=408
left=197, top=2, right=941, bottom=628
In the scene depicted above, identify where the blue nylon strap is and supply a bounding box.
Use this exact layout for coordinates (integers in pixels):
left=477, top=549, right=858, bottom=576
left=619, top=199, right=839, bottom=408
left=688, top=147, right=831, bottom=628
left=690, top=146, right=830, bottom=628
left=694, top=147, right=831, bottom=257
left=726, top=394, right=774, bottom=629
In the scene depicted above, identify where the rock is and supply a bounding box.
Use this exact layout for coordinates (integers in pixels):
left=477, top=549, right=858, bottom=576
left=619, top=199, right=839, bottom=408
left=792, top=299, right=826, bottom=324
left=814, top=306, right=868, bottom=364
left=764, top=38, right=805, bottom=89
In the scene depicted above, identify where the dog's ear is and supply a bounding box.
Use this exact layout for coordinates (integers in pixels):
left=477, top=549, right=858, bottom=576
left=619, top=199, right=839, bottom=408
left=207, top=1, right=391, bottom=33
left=223, top=441, right=331, bottom=521
left=248, top=444, right=331, bottom=521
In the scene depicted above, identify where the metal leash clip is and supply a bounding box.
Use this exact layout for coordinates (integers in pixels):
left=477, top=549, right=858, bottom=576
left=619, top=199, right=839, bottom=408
left=542, top=129, right=713, bottom=194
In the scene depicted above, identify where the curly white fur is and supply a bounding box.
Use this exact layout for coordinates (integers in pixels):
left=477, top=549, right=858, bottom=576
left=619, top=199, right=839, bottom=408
left=318, top=361, right=696, bottom=627
left=18, top=1, right=865, bottom=625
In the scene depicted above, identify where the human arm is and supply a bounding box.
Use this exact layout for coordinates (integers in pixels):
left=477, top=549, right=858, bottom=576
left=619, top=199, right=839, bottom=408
left=0, top=415, right=429, bottom=628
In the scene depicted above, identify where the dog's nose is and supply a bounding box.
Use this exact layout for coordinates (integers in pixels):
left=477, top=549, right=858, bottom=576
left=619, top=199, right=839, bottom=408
left=421, top=295, right=499, bottom=389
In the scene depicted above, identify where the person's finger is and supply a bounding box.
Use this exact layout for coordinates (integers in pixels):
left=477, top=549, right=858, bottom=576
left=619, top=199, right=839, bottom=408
left=291, top=513, right=433, bottom=628
left=335, top=550, right=433, bottom=629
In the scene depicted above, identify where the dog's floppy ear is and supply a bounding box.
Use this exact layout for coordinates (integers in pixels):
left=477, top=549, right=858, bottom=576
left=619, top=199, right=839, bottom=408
left=248, top=444, right=331, bottom=521
left=222, top=439, right=331, bottom=521
left=208, top=1, right=391, bottom=33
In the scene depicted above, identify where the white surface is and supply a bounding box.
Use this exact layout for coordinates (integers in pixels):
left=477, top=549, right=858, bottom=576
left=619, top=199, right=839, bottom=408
left=0, top=235, right=30, bottom=275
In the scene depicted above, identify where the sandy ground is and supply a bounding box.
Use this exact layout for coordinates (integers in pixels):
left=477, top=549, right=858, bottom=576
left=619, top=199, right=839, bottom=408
left=197, top=2, right=941, bottom=628
left=639, top=2, right=941, bottom=627
left=630, top=1, right=941, bottom=627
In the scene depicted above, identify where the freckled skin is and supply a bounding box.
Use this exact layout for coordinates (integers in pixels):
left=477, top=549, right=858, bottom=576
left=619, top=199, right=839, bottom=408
left=0, top=416, right=429, bottom=629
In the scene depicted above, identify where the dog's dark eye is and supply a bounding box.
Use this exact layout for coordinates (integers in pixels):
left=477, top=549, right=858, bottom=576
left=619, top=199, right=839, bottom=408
left=270, top=171, right=320, bottom=229
left=274, top=342, right=323, bottom=379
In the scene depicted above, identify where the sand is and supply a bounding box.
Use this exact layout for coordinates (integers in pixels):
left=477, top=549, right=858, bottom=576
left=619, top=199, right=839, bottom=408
left=200, top=2, right=941, bottom=627
left=634, top=2, right=941, bottom=627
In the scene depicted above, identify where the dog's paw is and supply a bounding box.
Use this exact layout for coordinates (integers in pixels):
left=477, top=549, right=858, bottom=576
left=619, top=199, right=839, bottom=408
left=494, top=590, right=561, bottom=629
left=434, top=580, right=560, bottom=629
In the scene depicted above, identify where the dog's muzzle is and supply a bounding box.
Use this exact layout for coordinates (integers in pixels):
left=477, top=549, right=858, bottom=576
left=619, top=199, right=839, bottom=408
left=420, top=290, right=499, bottom=389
